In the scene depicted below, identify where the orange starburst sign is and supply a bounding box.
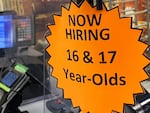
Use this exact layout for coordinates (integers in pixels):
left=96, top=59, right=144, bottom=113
left=46, top=1, right=148, bottom=112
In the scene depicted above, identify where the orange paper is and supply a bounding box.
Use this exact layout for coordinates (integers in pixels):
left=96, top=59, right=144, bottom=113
left=46, top=1, right=148, bottom=112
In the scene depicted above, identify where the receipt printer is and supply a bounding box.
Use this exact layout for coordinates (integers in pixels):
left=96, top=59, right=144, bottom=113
left=0, top=63, right=30, bottom=113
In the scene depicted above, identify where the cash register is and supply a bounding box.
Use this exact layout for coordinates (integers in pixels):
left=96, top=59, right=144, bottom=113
left=0, top=11, right=34, bottom=113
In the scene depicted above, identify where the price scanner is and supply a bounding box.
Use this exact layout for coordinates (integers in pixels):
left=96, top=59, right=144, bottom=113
left=0, top=63, right=30, bottom=113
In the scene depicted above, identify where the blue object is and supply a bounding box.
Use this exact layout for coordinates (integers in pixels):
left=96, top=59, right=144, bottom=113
left=0, top=14, right=14, bottom=48
left=1, top=71, right=19, bottom=87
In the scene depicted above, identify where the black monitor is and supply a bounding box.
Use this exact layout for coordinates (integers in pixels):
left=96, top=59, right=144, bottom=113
left=15, top=15, right=35, bottom=47
left=0, top=12, right=15, bottom=49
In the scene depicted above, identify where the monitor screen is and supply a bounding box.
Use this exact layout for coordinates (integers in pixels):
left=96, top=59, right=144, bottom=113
left=0, top=14, right=14, bottom=48
left=15, top=16, right=35, bottom=46
left=1, top=71, right=19, bottom=87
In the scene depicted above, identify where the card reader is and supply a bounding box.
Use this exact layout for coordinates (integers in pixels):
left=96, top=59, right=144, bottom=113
left=0, top=63, right=30, bottom=113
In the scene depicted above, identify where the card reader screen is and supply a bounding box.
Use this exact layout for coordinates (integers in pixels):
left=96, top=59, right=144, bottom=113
left=1, top=72, right=19, bottom=87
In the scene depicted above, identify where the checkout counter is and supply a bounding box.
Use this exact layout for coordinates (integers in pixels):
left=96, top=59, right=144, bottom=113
left=0, top=11, right=79, bottom=113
